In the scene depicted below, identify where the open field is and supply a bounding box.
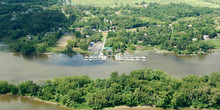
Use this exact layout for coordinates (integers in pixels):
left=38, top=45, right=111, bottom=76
left=206, top=39, right=220, bottom=48
left=55, top=35, right=74, bottom=50
left=71, top=0, right=220, bottom=8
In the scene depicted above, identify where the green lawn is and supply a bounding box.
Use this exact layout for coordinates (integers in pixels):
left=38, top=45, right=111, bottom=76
left=206, top=39, right=220, bottom=49
left=71, top=0, right=220, bottom=8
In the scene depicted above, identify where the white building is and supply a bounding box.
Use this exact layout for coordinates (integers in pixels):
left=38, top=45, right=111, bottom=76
left=1, top=2, right=6, bottom=4
left=203, top=35, right=209, bottom=40
left=86, top=35, right=90, bottom=38
left=143, top=4, right=148, bottom=7
left=26, top=35, right=32, bottom=40
left=192, top=38, right=198, bottom=42
left=188, top=24, right=193, bottom=28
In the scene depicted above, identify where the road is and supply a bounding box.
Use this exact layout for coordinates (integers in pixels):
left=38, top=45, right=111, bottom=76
left=88, top=31, right=107, bottom=54
left=101, top=31, right=107, bottom=51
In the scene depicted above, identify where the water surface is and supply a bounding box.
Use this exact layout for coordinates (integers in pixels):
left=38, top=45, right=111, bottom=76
left=0, top=49, right=220, bottom=83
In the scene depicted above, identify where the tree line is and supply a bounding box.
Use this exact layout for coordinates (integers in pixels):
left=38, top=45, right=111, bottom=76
left=0, top=68, right=219, bottom=109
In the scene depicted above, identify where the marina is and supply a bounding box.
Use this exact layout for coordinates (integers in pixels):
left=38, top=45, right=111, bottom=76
left=84, top=54, right=146, bottom=62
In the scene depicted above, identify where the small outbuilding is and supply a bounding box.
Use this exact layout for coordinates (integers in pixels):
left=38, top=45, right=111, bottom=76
left=86, top=35, right=90, bottom=38
left=203, top=35, right=209, bottom=40
left=26, top=35, right=32, bottom=40
left=192, top=38, right=198, bottom=42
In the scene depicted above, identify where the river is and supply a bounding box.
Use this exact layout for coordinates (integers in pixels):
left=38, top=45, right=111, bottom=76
left=0, top=44, right=220, bottom=110
left=0, top=49, right=220, bottom=83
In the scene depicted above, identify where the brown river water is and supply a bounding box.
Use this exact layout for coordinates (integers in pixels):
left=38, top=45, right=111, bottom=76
left=0, top=44, right=220, bottom=110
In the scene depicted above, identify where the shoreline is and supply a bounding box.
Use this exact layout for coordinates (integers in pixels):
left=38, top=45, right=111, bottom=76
left=2, top=42, right=220, bottom=57
left=25, top=96, right=73, bottom=109
left=0, top=94, right=214, bottom=110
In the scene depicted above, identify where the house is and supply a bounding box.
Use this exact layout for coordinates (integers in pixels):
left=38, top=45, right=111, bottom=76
left=26, top=35, right=32, bottom=40
left=1, top=2, right=6, bottom=5
left=106, top=49, right=112, bottom=53
left=203, top=35, right=209, bottom=40
left=58, top=27, right=63, bottom=30
left=140, top=4, right=148, bottom=7
left=105, top=47, right=113, bottom=53
left=192, top=38, right=198, bottom=42
left=44, top=34, right=48, bottom=37
left=188, top=24, right=193, bottom=28
left=76, top=28, right=81, bottom=31
left=86, top=35, right=90, bottom=38
left=143, top=4, right=148, bottom=7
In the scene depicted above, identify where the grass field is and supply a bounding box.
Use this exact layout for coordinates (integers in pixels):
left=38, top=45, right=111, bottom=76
left=71, top=0, right=220, bottom=8
left=206, top=39, right=220, bottom=48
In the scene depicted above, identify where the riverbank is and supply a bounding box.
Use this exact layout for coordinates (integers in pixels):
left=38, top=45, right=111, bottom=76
left=25, top=96, right=73, bottom=109
left=25, top=96, right=163, bottom=110
left=1, top=94, right=214, bottom=110
left=0, top=94, right=217, bottom=110
left=2, top=41, right=219, bottom=57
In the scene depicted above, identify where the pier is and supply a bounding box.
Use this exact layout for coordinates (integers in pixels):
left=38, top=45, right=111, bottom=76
left=84, top=53, right=107, bottom=61
left=115, top=55, right=146, bottom=62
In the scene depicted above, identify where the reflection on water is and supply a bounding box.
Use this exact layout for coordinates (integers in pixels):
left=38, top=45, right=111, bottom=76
left=0, top=95, right=73, bottom=110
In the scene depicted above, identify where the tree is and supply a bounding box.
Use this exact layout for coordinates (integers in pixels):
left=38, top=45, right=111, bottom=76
left=36, top=43, right=48, bottom=53
left=66, top=44, right=73, bottom=53
left=18, top=80, right=39, bottom=96
left=110, top=71, right=119, bottom=79
left=74, top=31, right=81, bottom=38
left=0, top=81, right=10, bottom=94
left=79, top=39, right=89, bottom=50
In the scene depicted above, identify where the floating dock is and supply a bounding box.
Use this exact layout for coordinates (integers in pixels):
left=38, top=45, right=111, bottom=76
left=84, top=55, right=107, bottom=61
left=115, top=55, right=146, bottom=62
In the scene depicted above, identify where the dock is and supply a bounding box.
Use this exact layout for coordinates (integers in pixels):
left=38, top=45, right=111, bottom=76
left=115, top=55, right=146, bottom=62
left=84, top=54, right=107, bottom=62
